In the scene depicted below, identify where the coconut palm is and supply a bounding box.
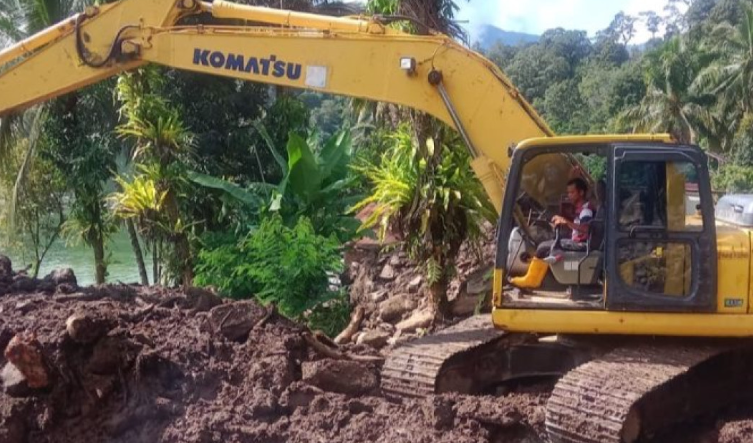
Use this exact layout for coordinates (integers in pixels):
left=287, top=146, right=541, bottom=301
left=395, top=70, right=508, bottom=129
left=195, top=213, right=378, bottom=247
left=619, top=37, right=714, bottom=145
left=695, top=5, right=753, bottom=115
left=691, top=4, right=753, bottom=155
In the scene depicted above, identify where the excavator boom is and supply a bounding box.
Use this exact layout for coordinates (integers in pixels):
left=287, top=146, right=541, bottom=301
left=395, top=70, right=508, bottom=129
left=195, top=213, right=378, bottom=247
left=0, top=0, right=555, bottom=212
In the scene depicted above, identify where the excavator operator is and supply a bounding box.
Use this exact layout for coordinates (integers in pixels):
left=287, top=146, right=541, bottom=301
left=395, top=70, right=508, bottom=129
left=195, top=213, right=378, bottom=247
left=511, top=178, right=593, bottom=289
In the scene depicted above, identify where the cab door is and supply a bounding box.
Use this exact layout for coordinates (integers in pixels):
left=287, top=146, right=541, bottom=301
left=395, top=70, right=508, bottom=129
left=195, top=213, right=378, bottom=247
left=605, top=145, right=717, bottom=312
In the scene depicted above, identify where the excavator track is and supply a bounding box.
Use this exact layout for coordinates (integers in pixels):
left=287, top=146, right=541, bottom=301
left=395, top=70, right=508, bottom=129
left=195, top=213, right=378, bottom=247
left=381, top=315, right=505, bottom=398
left=381, top=316, right=595, bottom=398
left=546, top=340, right=753, bottom=443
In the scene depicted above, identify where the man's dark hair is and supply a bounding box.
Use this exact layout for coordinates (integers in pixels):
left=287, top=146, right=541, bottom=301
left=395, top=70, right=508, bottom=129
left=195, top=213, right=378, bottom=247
left=567, top=177, right=588, bottom=194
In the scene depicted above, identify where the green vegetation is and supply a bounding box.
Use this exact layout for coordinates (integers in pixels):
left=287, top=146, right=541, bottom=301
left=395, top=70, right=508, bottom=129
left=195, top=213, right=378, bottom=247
left=485, top=0, right=753, bottom=191
left=354, top=124, right=496, bottom=314
left=5, top=0, right=753, bottom=333
left=194, top=216, right=344, bottom=324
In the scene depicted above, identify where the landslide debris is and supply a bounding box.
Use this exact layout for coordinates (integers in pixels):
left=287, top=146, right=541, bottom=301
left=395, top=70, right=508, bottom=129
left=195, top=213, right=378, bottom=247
left=0, top=256, right=546, bottom=443
left=3, top=252, right=753, bottom=443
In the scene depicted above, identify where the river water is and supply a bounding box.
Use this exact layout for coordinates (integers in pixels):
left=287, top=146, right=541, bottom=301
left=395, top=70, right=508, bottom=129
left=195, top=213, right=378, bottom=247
left=0, top=229, right=154, bottom=287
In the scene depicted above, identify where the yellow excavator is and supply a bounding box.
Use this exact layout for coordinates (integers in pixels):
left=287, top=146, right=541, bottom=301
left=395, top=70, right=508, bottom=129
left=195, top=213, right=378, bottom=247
left=3, top=1, right=753, bottom=442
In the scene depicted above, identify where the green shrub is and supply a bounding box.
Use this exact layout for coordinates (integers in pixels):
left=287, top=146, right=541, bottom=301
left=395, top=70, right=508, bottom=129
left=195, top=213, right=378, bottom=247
left=352, top=123, right=496, bottom=285
left=195, top=215, right=344, bottom=320
left=712, top=164, right=753, bottom=193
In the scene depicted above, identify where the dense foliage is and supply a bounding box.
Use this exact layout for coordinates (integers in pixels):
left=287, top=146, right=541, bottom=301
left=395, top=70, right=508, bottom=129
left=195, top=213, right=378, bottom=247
left=484, top=0, right=753, bottom=190
left=6, top=0, right=753, bottom=333
left=194, top=216, right=343, bottom=320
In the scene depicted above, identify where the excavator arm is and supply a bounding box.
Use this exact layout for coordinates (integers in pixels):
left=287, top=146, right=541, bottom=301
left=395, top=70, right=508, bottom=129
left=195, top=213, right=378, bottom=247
left=0, top=0, right=555, bottom=212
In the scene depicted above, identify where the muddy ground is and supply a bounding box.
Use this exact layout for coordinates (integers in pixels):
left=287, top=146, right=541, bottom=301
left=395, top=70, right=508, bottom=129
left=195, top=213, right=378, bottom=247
left=1, top=257, right=752, bottom=443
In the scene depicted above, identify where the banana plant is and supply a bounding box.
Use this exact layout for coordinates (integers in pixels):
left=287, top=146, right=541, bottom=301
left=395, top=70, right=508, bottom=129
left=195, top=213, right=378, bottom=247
left=189, top=123, right=362, bottom=242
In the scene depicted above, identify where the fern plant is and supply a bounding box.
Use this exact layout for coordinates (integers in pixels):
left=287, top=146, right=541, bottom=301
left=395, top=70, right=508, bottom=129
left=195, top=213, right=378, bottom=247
left=195, top=215, right=343, bottom=320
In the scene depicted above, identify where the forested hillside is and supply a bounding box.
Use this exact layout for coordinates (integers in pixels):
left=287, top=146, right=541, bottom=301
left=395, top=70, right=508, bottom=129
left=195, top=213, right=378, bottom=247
left=481, top=0, right=753, bottom=192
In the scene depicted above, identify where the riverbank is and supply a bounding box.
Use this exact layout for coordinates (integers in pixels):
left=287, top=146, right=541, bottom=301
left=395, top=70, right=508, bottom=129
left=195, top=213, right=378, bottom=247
left=0, top=229, right=153, bottom=287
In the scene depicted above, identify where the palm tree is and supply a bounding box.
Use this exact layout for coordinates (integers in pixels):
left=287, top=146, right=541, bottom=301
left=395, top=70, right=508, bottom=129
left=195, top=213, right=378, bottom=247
left=619, top=37, right=714, bottom=145
left=692, top=4, right=753, bottom=155
left=695, top=5, right=753, bottom=115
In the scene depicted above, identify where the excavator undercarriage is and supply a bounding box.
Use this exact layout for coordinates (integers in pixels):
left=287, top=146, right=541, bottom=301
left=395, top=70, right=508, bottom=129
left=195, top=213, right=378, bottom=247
left=382, top=316, right=753, bottom=443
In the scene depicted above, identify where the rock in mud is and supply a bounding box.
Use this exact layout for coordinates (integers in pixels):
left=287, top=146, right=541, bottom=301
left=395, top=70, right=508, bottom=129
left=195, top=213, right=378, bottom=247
left=280, top=382, right=324, bottom=410
left=356, top=330, right=391, bottom=349
left=378, top=296, right=417, bottom=322
left=1, top=362, right=30, bottom=397
left=450, top=294, right=479, bottom=317
left=246, top=355, right=297, bottom=396
left=301, top=359, right=378, bottom=396
left=11, top=275, right=37, bottom=292
left=3, top=334, right=49, bottom=389
left=185, top=286, right=222, bottom=311
left=396, top=309, right=434, bottom=332
left=210, top=301, right=267, bottom=340
left=407, top=275, right=423, bottom=293
left=66, top=312, right=111, bottom=344
left=44, top=267, right=78, bottom=289
left=0, top=255, right=12, bottom=277
left=379, top=263, right=396, bottom=280
left=427, top=396, right=456, bottom=430
left=369, top=289, right=388, bottom=303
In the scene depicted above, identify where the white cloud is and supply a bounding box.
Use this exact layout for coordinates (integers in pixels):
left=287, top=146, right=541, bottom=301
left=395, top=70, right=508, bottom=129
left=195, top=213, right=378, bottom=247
left=456, top=0, right=686, bottom=44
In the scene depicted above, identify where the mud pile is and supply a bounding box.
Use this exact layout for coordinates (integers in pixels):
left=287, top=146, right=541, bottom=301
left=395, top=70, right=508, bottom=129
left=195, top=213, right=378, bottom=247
left=3, top=253, right=753, bottom=443
left=0, top=260, right=547, bottom=443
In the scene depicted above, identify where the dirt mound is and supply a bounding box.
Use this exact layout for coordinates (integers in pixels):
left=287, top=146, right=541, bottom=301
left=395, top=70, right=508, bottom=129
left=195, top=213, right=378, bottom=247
left=0, top=270, right=543, bottom=443
left=3, top=252, right=753, bottom=443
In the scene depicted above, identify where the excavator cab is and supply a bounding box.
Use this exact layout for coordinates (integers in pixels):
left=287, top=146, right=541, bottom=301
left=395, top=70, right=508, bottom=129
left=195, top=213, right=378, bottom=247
left=496, top=139, right=718, bottom=314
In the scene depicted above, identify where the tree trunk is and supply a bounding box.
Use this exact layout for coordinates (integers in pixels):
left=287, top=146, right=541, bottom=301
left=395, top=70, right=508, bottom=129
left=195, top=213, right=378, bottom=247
left=163, top=189, right=193, bottom=286
left=429, top=276, right=451, bottom=320
left=153, top=241, right=159, bottom=285
left=93, top=230, right=106, bottom=284
left=126, top=219, right=149, bottom=285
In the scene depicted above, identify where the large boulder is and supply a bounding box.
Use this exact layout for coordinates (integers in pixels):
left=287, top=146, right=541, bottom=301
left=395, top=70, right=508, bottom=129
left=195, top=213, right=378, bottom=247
left=44, top=268, right=78, bottom=288
left=378, top=295, right=416, bottom=322
left=356, top=330, right=391, bottom=349
left=396, top=309, right=434, bottom=332
left=301, top=359, right=378, bottom=396
left=209, top=301, right=267, bottom=341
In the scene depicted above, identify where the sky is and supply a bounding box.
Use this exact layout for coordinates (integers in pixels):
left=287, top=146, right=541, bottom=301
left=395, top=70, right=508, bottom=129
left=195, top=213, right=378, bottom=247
left=456, top=0, right=688, bottom=44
